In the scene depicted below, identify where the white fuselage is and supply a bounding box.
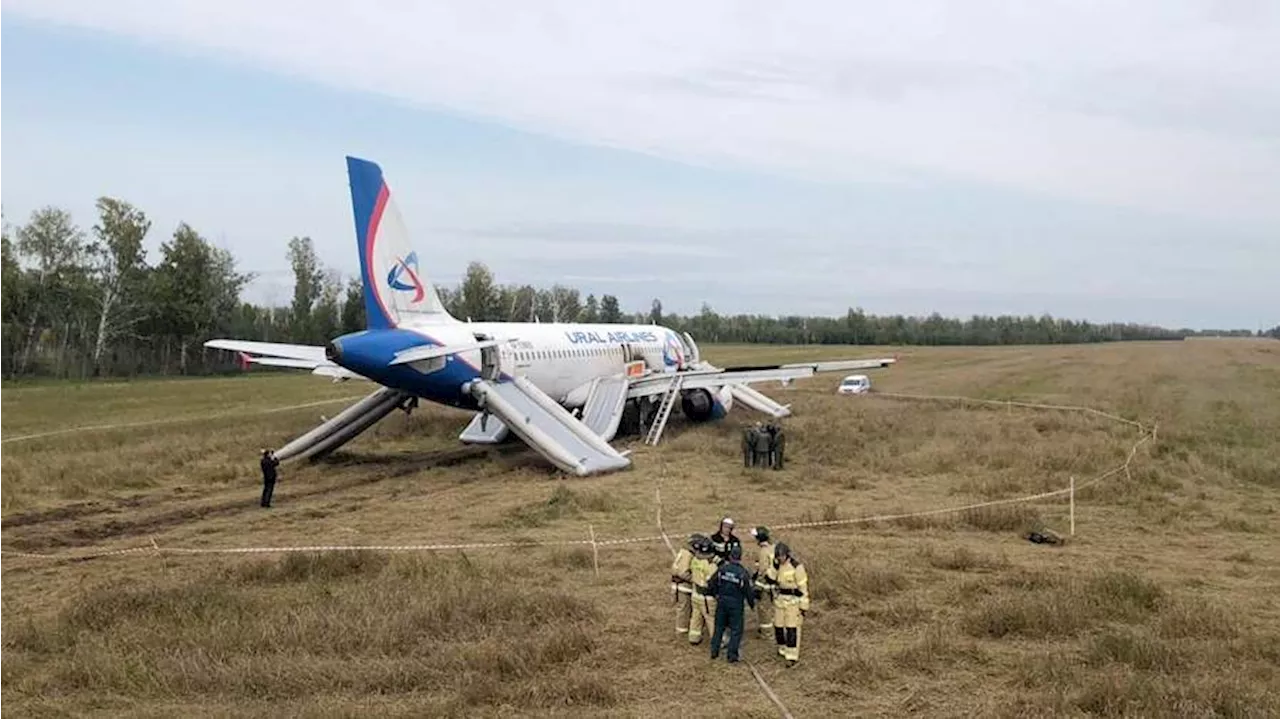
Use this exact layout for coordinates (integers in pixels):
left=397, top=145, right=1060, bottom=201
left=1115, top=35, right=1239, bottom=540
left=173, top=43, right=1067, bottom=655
left=392, top=319, right=690, bottom=407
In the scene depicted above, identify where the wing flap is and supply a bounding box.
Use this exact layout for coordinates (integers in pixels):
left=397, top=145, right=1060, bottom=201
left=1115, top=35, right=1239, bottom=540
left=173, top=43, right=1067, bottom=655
left=781, top=358, right=897, bottom=373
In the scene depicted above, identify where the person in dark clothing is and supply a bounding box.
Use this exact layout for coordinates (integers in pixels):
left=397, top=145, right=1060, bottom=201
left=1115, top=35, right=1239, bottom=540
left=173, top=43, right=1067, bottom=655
left=752, top=426, right=773, bottom=469
left=709, top=517, right=742, bottom=563
left=259, top=449, right=279, bottom=508
left=707, top=543, right=756, bottom=663
left=770, top=424, right=786, bottom=470
left=742, top=424, right=760, bottom=467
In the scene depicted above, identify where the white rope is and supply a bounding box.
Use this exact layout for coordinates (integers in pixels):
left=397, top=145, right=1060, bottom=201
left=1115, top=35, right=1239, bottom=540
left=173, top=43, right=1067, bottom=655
left=873, top=391, right=1146, bottom=431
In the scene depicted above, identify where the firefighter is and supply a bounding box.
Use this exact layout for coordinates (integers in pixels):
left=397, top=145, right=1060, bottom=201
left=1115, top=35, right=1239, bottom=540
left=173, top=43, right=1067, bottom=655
left=748, top=526, right=775, bottom=637
left=766, top=542, right=809, bottom=666
left=707, top=543, right=756, bottom=663
left=687, top=536, right=719, bottom=645
left=709, top=517, right=742, bottom=563
left=671, top=534, right=701, bottom=638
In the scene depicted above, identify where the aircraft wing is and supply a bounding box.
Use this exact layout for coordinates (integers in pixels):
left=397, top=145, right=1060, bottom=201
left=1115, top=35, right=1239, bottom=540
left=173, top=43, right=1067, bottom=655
left=716, top=357, right=897, bottom=374
left=627, top=366, right=814, bottom=399
left=626, top=357, right=896, bottom=400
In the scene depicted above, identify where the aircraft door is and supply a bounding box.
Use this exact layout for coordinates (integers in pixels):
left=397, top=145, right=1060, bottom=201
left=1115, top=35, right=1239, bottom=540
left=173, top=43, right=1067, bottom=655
left=511, top=341, right=533, bottom=378
left=680, top=331, right=701, bottom=365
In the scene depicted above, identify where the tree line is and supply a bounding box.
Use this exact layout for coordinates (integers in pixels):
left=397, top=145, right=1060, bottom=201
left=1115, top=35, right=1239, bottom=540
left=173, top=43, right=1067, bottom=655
left=3, top=200, right=1275, bottom=380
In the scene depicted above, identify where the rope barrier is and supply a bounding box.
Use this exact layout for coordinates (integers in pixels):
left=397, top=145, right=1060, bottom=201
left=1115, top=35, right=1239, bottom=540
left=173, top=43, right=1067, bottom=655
left=1, top=393, right=1154, bottom=565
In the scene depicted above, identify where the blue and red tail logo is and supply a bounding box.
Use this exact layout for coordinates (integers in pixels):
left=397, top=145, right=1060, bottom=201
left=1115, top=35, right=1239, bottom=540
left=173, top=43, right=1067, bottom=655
left=386, top=251, right=425, bottom=303
left=662, top=332, right=685, bottom=369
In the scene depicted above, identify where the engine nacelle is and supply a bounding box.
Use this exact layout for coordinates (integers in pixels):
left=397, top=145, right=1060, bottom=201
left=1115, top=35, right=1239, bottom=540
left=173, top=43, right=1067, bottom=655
left=680, top=385, right=734, bottom=422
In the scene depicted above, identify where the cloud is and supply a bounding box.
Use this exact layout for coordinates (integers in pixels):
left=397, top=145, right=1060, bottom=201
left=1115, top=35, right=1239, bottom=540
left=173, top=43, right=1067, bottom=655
left=6, top=0, right=1279, bottom=224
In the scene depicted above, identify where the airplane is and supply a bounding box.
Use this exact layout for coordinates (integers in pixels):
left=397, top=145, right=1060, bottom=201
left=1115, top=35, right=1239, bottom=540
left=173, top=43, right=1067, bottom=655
left=204, top=156, right=896, bottom=476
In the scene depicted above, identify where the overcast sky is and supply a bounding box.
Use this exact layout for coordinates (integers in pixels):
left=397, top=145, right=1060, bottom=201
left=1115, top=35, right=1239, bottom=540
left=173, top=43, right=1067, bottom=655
left=3, top=1, right=1277, bottom=329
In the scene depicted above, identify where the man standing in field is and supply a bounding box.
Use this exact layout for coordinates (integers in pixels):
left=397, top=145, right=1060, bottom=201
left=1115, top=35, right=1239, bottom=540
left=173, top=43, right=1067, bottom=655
left=742, top=423, right=760, bottom=467
left=707, top=543, right=756, bottom=663
left=769, top=423, right=786, bottom=470
left=753, top=426, right=773, bottom=470
left=259, top=448, right=279, bottom=508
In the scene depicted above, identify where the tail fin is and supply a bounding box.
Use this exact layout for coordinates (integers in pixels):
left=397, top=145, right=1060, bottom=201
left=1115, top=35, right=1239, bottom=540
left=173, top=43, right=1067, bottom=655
left=346, top=155, right=455, bottom=329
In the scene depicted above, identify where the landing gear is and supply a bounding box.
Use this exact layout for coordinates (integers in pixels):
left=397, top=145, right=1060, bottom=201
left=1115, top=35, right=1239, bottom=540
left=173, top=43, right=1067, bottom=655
left=617, top=398, right=650, bottom=437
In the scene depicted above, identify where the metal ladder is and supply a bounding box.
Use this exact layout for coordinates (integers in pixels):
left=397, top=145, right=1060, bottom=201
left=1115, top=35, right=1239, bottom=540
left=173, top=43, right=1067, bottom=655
left=644, top=375, right=684, bottom=446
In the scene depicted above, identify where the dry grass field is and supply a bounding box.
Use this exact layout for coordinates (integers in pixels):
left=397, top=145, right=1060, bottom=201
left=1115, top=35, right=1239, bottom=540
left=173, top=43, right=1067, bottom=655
left=3, top=340, right=1279, bottom=717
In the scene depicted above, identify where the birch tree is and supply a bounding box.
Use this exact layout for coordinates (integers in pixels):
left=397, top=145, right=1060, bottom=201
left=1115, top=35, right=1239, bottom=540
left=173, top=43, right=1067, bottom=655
left=14, top=207, right=91, bottom=374
left=90, top=197, right=151, bottom=375
left=287, top=236, right=324, bottom=342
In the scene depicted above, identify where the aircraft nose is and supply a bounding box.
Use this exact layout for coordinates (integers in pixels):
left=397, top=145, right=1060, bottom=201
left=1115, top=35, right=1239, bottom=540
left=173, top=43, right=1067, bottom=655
left=325, top=339, right=343, bottom=363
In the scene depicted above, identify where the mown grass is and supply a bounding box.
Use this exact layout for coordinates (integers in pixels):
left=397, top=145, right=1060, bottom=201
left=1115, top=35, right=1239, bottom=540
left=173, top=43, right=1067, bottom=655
left=4, top=340, right=1280, bottom=716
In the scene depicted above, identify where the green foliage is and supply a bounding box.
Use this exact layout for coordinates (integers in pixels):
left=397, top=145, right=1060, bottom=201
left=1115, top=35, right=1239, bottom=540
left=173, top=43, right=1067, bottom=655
left=88, top=197, right=151, bottom=374
left=2, top=196, right=1269, bottom=380
left=339, top=277, right=364, bottom=335
left=599, top=294, right=622, bottom=323
left=286, top=236, right=325, bottom=342
left=455, top=260, right=500, bottom=321
left=581, top=293, right=600, bottom=322
left=6, top=207, right=95, bottom=376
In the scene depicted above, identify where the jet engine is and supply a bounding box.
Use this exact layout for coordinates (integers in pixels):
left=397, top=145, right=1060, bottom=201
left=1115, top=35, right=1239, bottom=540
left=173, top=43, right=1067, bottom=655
left=679, top=385, right=734, bottom=422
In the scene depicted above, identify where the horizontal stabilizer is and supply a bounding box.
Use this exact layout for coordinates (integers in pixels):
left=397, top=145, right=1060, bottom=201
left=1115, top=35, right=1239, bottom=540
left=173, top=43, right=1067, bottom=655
left=205, top=339, right=327, bottom=364
left=388, top=338, right=512, bottom=366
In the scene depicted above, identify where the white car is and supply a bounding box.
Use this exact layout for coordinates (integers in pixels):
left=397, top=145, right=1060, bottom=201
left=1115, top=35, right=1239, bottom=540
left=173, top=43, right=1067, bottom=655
left=837, top=374, right=871, bottom=395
